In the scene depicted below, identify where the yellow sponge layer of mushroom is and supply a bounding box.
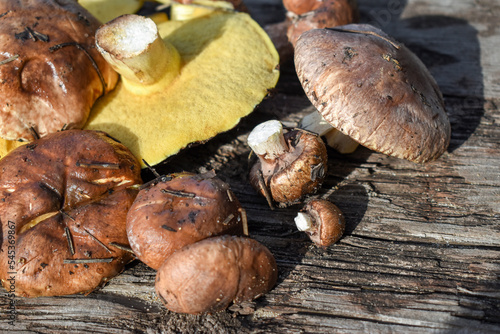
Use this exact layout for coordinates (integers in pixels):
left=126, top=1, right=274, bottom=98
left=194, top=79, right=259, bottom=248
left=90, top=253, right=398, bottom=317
left=86, top=12, right=279, bottom=166
left=0, top=11, right=280, bottom=165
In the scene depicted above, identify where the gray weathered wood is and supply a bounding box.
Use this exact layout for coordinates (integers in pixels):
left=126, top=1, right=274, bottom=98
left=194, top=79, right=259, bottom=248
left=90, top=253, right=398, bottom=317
left=1, top=0, right=499, bottom=333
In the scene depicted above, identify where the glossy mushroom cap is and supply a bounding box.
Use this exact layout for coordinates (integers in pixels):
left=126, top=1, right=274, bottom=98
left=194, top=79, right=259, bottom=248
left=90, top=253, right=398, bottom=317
left=0, top=0, right=118, bottom=141
left=0, top=130, right=142, bottom=297
left=294, top=24, right=451, bottom=163
left=155, top=235, right=278, bottom=314
left=126, top=172, right=245, bottom=270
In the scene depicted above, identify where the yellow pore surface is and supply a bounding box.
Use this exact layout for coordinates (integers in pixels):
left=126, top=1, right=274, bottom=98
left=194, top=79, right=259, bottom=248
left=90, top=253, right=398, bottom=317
left=87, top=12, right=279, bottom=166
left=0, top=12, right=279, bottom=164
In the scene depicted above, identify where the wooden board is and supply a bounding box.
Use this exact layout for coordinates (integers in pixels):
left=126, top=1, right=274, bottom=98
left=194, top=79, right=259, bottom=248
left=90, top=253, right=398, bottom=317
left=1, top=0, right=499, bottom=333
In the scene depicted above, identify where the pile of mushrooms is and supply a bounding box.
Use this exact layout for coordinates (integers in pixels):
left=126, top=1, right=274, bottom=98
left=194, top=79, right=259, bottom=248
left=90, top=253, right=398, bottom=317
left=0, top=0, right=454, bottom=318
left=0, top=0, right=280, bottom=313
left=0, top=1, right=280, bottom=168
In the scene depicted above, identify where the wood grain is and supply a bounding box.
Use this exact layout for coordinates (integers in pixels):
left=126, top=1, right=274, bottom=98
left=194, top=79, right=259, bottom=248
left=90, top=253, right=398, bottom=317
left=1, top=0, right=499, bottom=333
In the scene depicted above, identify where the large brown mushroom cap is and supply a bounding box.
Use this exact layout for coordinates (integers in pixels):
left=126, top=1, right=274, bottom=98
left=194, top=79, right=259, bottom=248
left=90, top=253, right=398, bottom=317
left=0, top=0, right=118, bottom=141
left=294, top=24, right=451, bottom=163
left=126, top=172, right=244, bottom=270
left=0, top=130, right=142, bottom=297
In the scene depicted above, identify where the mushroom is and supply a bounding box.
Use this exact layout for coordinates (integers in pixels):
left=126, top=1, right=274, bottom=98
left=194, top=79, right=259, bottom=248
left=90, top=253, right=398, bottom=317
left=294, top=24, right=451, bottom=163
left=83, top=10, right=279, bottom=167
left=155, top=235, right=278, bottom=314
left=286, top=0, right=359, bottom=46
left=295, top=199, right=345, bottom=247
left=126, top=171, right=246, bottom=270
left=0, top=130, right=142, bottom=297
left=265, top=0, right=358, bottom=62
left=247, top=120, right=328, bottom=207
left=0, top=0, right=118, bottom=141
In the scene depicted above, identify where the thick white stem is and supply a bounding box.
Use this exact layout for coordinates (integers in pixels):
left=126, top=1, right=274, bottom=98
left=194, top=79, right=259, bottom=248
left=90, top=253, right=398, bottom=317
left=294, top=212, right=313, bottom=232
left=324, top=129, right=359, bottom=154
left=299, top=110, right=334, bottom=136
left=95, top=14, right=181, bottom=94
left=247, top=120, right=288, bottom=160
left=299, top=111, right=359, bottom=154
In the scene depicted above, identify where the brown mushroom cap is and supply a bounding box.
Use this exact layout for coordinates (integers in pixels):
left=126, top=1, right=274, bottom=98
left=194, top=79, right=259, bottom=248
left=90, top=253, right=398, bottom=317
left=0, top=0, right=118, bottom=141
left=126, top=172, right=244, bottom=270
left=0, top=130, right=142, bottom=297
left=155, top=235, right=278, bottom=314
left=283, top=0, right=322, bottom=15
left=294, top=24, right=451, bottom=163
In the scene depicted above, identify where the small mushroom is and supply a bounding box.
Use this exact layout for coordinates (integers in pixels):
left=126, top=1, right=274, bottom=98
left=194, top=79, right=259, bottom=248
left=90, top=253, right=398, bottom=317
left=286, top=0, right=359, bottom=46
left=265, top=0, right=358, bottom=63
left=155, top=235, right=278, bottom=314
left=0, top=0, right=118, bottom=141
left=294, top=24, right=451, bottom=163
left=247, top=120, right=328, bottom=206
left=84, top=10, right=279, bottom=167
left=126, top=171, right=246, bottom=270
left=295, top=199, right=345, bottom=247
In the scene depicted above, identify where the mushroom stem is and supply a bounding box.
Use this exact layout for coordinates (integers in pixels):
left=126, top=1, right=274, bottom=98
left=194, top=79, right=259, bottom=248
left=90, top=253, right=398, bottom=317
left=247, top=120, right=288, bottom=161
left=294, top=212, right=314, bottom=232
left=324, top=130, right=359, bottom=154
left=299, top=110, right=334, bottom=136
left=95, top=14, right=181, bottom=95
left=170, top=1, right=234, bottom=21
left=299, top=111, right=359, bottom=154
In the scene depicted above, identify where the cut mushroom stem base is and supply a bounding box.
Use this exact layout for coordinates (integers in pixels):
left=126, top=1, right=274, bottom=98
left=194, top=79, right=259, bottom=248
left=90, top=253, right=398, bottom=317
left=295, top=212, right=314, bottom=232
left=247, top=120, right=289, bottom=161
left=96, top=14, right=181, bottom=95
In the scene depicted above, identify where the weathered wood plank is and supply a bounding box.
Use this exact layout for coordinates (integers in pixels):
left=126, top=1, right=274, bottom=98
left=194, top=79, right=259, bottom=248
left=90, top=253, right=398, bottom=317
left=1, top=0, right=500, bottom=333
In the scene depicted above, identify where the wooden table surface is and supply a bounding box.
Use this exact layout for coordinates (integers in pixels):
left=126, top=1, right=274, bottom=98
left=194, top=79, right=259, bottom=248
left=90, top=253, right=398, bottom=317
left=2, top=0, right=499, bottom=333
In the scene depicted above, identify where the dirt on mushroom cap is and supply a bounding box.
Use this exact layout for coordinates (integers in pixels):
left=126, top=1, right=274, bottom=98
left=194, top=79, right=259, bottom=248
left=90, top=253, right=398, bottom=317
left=86, top=11, right=280, bottom=167
left=295, top=24, right=451, bottom=163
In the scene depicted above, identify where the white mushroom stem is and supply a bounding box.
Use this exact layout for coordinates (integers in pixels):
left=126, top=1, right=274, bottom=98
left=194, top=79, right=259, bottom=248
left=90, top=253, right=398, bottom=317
left=294, top=212, right=314, bottom=232
left=299, top=110, right=334, bottom=136
left=248, top=120, right=288, bottom=160
left=324, top=130, right=359, bottom=154
left=95, top=14, right=181, bottom=95
left=299, top=111, right=359, bottom=154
